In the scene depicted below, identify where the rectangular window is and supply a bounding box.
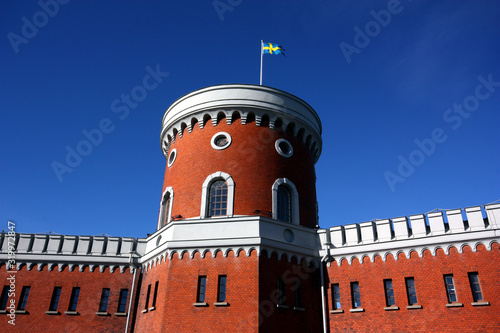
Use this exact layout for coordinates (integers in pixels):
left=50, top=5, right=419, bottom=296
left=152, top=281, right=159, bottom=308
left=278, top=278, right=286, bottom=305
left=331, top=284, right=341, bottom=310
left=18, top=286, right=31, bottom=310
left=351, top=282, right=361, bottom=308
left=197, top=276, right=207, bottom=303
left=144, top=284, right=151, bottom=309
left=294, top=280, right=302, bottom=308
left=217, top=275, right=227, bottom=302
left=98, top=288, right=110, bottom=312
left=117, top=289, right=129, bottom=313
left=0, top=286, right=10, bottom=310
left=49, top=287, right=62, bottom=311
left=68, top=287, right=80, bottom=311
left=384, top=279, right=396, bottom=306
left=444, top=275, right=457, bottom=303
left=468, top=272, right=483, bottom=302
left=405, top=277, right=418, bottom=305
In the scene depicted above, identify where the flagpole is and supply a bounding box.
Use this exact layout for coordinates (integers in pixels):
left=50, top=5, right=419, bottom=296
left=260, top=40, right=263, bottom=85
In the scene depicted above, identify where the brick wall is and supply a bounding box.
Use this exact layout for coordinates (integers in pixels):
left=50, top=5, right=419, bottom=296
left=326, top=242, right=500, bottom=332
left=0, top=264, right=134, bottom=332
left=161, top=117, right=318, bottom=229
left=134, top=249, right=260, bottom=332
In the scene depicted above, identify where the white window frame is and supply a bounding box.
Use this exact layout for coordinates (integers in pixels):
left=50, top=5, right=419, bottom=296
left=272, top=178, right=299, bottom=225
left=200, top=172, right=234, bottom=218
left=157, top=186, right=174, bottom=229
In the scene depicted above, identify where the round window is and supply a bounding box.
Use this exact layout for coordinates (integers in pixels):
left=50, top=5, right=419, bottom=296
left=168, top=149, right=177, bottom=167
left=275, top=139, right=293, bottom=157
left=211, top=132, right=232, bottom=150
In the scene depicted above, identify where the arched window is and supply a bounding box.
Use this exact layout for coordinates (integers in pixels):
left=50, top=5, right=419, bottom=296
left=158, top=187, right=174, bottom=229
left=208, top=180, right=228, bottom=217
left=272, top=178, right=299, bottom=225
left=200, top=172, right=234, bottom=218
left=277, top=185, right=291, bottom=223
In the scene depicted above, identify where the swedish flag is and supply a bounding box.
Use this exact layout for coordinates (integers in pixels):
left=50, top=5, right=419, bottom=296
left=262, top=42, right=285, bottom=56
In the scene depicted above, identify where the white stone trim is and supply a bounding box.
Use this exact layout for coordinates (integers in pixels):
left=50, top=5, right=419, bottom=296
left=210, top=132, right=232, bottom=150
left=158, top=187, right=174, bottom=229
left=272, top=178, right=300, bottom=225
left=200, top=172, right=234, bottom=218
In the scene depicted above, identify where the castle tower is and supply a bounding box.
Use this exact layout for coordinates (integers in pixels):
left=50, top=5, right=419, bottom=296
left=135, top=84, right=324, bottom=332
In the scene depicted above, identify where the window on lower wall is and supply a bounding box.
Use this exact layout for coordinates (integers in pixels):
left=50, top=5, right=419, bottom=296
left=294, top=280, right=302, bottom=308
left=384, top=279, right=396, bottom=306
left=217, top=275, right=227, bottom=302
left=444, top=275, right=458, bottom=303
left=331, top=284, right=341, bottom=310
left=351, top=282, right=361, bottom=308
left=117, top=289, right=129, bottom=313
left=405, top=277, right=418, bottom=305
left=278, top=278, right=286, bottom=306
left=0, top=286, right=10, bottom=310
left=468, top=272, right=483, bottom=302
left=152, top=281, right=159, bottom=308
left=99, top=288, right=110, bottom=312
left=197, top=276, right=207, bottom=303
left=68, top=287, right=80, bottom=312
left=144, top=284, right=151, bottom=310
left=18, top=286, right=30, bottom=311
left=49, top=287, right=62, bottom=311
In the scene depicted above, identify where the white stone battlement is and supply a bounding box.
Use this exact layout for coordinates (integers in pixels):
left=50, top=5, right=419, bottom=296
left=318, top=203, right=500, bottom=265
left=0, top=233, right=147, bottom=273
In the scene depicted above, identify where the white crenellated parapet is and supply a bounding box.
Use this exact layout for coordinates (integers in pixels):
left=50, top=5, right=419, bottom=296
left=0, top=234, right=146, bottom=272
left=322, top=204, right=500, bottom=265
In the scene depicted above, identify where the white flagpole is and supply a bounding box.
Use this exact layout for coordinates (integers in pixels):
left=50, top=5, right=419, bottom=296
left=260, top=40, right=263, bottom=85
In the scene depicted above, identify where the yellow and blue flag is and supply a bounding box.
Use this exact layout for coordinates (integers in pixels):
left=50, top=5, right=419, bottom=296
left=262, top=42, right=285, bottom=56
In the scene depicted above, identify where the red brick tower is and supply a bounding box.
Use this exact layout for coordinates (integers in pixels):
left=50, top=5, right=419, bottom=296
left=134, top=84, right=324, bottom=332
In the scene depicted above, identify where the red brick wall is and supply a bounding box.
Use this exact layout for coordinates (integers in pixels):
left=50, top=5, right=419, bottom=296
left=134, top=250, right=260, bottom=332
left=258, top=251, right=323, bottom=333
left=325, top=242, right=500, bottom=332
left=161, top=117, right=318, bottom=228
left=0, top=264, right=135, bottom=332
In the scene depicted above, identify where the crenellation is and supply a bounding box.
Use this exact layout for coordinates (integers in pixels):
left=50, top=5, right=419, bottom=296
left=107, top=237, right=121, bottom=255
left=17, top=233, right=33, bottom=252
left=428, top=211, right=446, bottom=235
left=375, top=219, right=392, bottom=242
left=485, top=203, right=500, bottom=229
left=392, top=216, right=411, bottom=239
left=76, top=235, right=91, bottom=255
left=465, top=206, right=487, bottom=231
left=61, top=235, right=77, bottom=254
left=359, top=221, right=376, bottom=243
left=446, top=208, right=466, bottom=232
left=330, top=225, right=345, bottom=247
left=46, top=234, right=63, bottom=254
left=32, top=234, right=48, bottom=252
left=409, top=214, right=427, bottom=237
left=91, top=236, right=107, bottom=255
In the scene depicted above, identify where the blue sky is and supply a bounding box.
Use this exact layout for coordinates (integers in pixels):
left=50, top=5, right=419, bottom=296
left=1, top=1, right=499, bottom=238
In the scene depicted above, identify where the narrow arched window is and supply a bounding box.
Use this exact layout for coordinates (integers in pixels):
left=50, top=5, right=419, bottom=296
left=208, top=180, right=228, bottom=217
left=158, top=187, right=174, bottom=229
left=277, top=185, right=291, bottom=223
left=160, top=193, right=171, bottom=227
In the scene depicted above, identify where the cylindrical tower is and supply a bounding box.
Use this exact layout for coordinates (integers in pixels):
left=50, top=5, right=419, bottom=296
left=157, top=84, right=322, bottom=229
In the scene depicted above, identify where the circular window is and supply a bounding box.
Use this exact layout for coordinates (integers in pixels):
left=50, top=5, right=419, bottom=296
left=168, top=149, right=177, bottom=167
left=275, top=139, right=293, bottom=157
left=211, top=132, right=232, bottom=150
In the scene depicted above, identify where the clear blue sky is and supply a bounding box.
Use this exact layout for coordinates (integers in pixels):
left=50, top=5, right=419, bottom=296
left=1, top=1, right=499, bottom=238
